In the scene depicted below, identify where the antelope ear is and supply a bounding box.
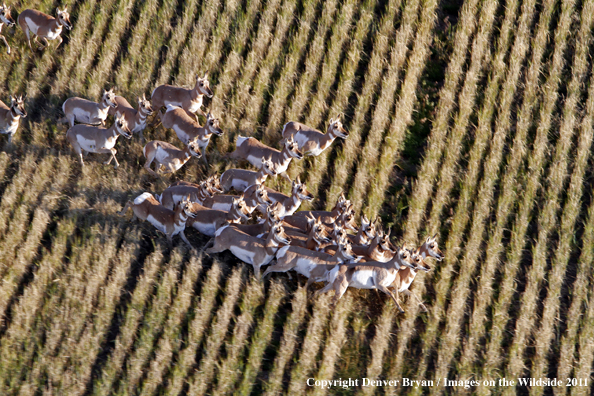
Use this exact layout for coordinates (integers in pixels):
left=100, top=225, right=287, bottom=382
left=143, top=93, right=147, bottom=101
left=296, top=175, right=301, bottom=184
left=386, top=228, right=391, bottom=237
left=261, top=156, right=266, bottom=163
left=426, top=236, right=431, bottom=243
left=203, top=72, right=209, bottom=80
left=329, top=118, right=334, bottom=125
left=56, top=7, right=60, bottom=14
left=138, top=97, right=143, bottom=105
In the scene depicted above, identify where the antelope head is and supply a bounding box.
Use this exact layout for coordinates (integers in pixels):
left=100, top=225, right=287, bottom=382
left=332, top=223, right=348, bottom=244
left=283, top=135, right=303, bottom=159
left=338, top=203, right=358, bottom=232
left=209, top=175, right=224, bottom=193
left=292, top=176, right=314, bottom=201
left=199, top=180, right=216, bottom=198
left=411, top=251, right=431, bottom=272
left=360, top=215, right=376, bottom=240
left=195, top=73, right=213, bottom=98
left=270, top=223, right=291, bottom=245
left=232, top=195, right=251, bottom=222
left=266, top=202, right=282, bottom=223
left=328, top=114, right=348, bottom=139
left=103, top=88, right=117, bottom=109
left=255, top=183, right=273, bottom=206
left=337, top=239, right=361, bottom=263
left=377, top=227, right=394, bottom=253
left=56, top=7, right=72, bottom=30
left=187, top=138, right=202, bottom=158
left=179, top=195, right=197, bottom=218
left=260, top=156, right=277, bottom=177
left=0, top=4, right=14, bottom=26
left=114, top=112, right=132, bottom=139
left=138, top=94, right=154, bottom=115
left=423, top=234, right=444, bottom=261
left=206, top=112, right=224, bottom=136
left=10, top=95, right=27, bottom=117
left=311, top=215, right=332, bottom=244
left=393, top=247, right=416, bottom=270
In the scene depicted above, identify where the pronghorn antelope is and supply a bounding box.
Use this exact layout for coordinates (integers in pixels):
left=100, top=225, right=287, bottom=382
left=230, top=135, right=303, bottom=181
left=281, top=116, right=348, bottom=157
left=389, top=236, right=443, bottom=311
left=348, top=215, right=376, bottom=246
left=18, top=7, right=71, bottom=52
left=203, top=182, right=272, bottom=213
left=142, top=139, right=201, bottom=177
left=262, top=237, right=358, bottom=286
left=259, top=176, right=313, bottom=217
left=352, top=227, right=394, bottom=262
left=151, top=74, right=213, bottom=119
left=66, top=112, right=131, bottom=168
left=108, top=94, right=154, bottom=141
left=60, top=89, right=117, bottom=127
left=157, top=181, right=214, bottom=210
left=0, top=3, right=15, bottom=54
left=159, top=105, right=223, bottom=164
left=119, top=193, right=196, bottom=248
left=0, top=94, right=26, bottom=143
left=392, top=251, right=432, bottom=311
left=219, top=157, right=277, bottom=192
left=317, top=247, right=417, bottom=310
left=186, top=196, right=251, bottom=237
left=205, top=222, right=291, bottom=279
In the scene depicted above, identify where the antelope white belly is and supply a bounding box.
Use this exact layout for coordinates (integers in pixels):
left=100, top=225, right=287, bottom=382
left=294, top=258, right=317, bottom=278
left=294, top=133, right=310, bottom=150
left=211, top=202, right=231, bottom=211
left=102, top=135, right=118, bottom=150
left=155, top=147, right=171, bottom=163
left=73, top=108, right=95, bottom=125
left=172, top=124, right=191, bottom=144
left=198, top=136, right=211, bottom=151
left=229, top=246, right=256, bottom=265
left=246, top=154, right=263, bottom=169
left=350, top=270, right=378, bottom=289
left=232, top=179, right=249, bottom=192
left=172, top=220, right=185, bottom=236
left=25, top=18, right=40, bottom=35
left=307, top=146, right=324, bottom=156
left=146, top=214, right=167, bottom=234
left=76, top=135, right=99, bottom=152
left=132, top=118, right=147, bottom=133
left=97, top=107, right=109, bottom=122
left=191, top=222, right=216, bottom=237
left=46, top=26, right=62, bottom=40
left=398, top=272, right=417, bottom=293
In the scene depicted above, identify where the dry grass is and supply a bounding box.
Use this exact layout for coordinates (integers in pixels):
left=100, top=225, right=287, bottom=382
left=325, top=0, right=402, bottom=208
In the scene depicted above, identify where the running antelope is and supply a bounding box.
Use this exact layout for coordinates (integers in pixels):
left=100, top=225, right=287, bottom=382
left=289, top=214, right=332, bottom=250
left=0, top=94, right=26, bottom=143
left=206, top=222, right=291, bottom=279
left=186, top=196, right=250, bottom=237
left=230, top=135, right=303, bottom=181
left=260, top=177, right=313, bottom=218
left=18, top=7, right=71, bottom=52
left=159, top=105, right=223, bottom=164
left=151, top=73, right=213, bottom=119
left=171, top=175, right=223, bottom=194
left=108, top=94, right=154, bottom=141
left=219, top=157, right=277, bottom=192
left=60, top=89, right=117, bottom=127
left=119, top=193, right=196, bottom=248
left=66, top=112, right=131, bottom=168
left=157, top=181, right=214, bottom=210
left=390, top=236, right=443, bottom=311
left=281, top=116, right=348, bottom=157
left=0, top=3, right=15, bottom=54
left=293, top=192, right=350, bottom=223
left=203, top=182, right=272, bottom=213
left=262, top=237, right=358, bottom=286
left=143, top=139, right=201, bottom=177
left=317, top=247, right=417, bottom=310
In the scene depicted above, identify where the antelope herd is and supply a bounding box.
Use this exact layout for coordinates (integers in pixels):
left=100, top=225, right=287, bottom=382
left=0, top=5, right=445, bottom=311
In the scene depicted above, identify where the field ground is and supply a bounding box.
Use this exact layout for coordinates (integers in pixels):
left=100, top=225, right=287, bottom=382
left=0, top=0, right=594, bottom=394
